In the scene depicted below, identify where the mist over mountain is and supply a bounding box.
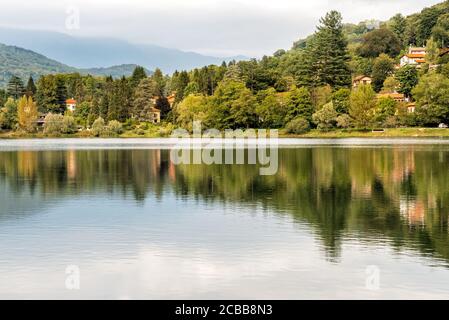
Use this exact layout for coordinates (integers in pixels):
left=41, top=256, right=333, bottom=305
left=0, top=28, right=247, bottom=74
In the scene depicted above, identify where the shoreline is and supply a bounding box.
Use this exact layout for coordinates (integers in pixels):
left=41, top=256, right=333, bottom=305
left=2, top=136, right=449, bottom=152
left=2, top=128, right=449, bottom=140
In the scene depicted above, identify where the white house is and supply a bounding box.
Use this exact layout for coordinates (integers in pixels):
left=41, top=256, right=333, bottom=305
left=66, top=98, right=77, bottom=112
left=400, top=47, right=426, bottom=67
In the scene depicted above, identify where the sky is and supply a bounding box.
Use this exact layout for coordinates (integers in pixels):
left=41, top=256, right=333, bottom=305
left=0, top=0, right=443, bottom=57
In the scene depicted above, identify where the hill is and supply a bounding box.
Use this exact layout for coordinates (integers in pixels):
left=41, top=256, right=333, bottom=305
left=0, top=43, right=77, bottom=87
left=0, top=43, right=153, bottom=87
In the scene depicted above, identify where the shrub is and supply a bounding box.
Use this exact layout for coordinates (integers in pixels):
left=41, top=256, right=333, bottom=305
left=43, top=113, right=64, bottom=134
left=285, top=117, right=311, bottom=135
left=312, top=102, right=338, bottom=131
left=61, top=115, right=77, bottom=134
left=107, top=120, right=123, bottom=135
left=336, top=114, right=352, bottom=128
left=91, top=117, right=105, bottom=137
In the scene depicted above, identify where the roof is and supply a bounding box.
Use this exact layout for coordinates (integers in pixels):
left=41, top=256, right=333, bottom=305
left=406, top=53, right=426, bottom=58
left=377, top=93, right=405, bottom=99
left=353, top=75, right=371, bottom=82
left=439, top=48, right=449, bottom=57
left=66, top=99, right=77, bottom=104
left=409, top=47, right=426, bottom=51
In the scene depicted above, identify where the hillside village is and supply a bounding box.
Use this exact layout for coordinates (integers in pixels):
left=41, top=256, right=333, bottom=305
left=1, top=1, right=449, bottom=136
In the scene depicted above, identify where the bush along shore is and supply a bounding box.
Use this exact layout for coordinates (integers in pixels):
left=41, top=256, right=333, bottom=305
left=3, top=4, right=449, bottom=138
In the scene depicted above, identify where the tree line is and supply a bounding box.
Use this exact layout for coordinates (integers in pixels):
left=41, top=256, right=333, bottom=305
left=2, top=4, right=449, bottom=134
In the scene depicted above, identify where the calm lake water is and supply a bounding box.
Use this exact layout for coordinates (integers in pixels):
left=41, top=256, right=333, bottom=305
left=1, top=138, right=449, bottom=299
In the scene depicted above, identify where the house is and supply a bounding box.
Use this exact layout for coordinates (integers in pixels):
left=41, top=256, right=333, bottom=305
left=376, top=93, right=407, bottom=103
left=66, top=98, right=77, bottom=112
left=406, top=103, right=416, bottom=113
left=352, top=75, right=372, bottom=88
left=150, top=107, right=161, bottom=124
left=400, top=47, right=426, bottom=67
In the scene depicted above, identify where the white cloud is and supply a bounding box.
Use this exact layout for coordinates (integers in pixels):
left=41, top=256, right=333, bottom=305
left=0, top=0, right=443, bottom=57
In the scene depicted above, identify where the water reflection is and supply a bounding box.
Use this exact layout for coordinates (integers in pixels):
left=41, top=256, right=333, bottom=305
left=1, top=146, right=449, bottom=298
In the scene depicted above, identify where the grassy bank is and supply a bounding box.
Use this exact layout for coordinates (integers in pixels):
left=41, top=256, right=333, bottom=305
left=2, top=127, right=449, bottom=139
left=286, top=128, right=449, bottom=138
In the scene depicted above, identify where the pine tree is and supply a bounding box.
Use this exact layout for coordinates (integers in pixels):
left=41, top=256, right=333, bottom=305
left=36, top=75, right=66, bottom=114
left=7, top=76, right=25, bottom=100
left=304, top=11, right=351, bottom=89
left=130, top=66, right=147, bottom=89
left=133, top=78, right=159, bottom=120
left=152, top=68, right=165, bottom=96
left=108, top=77, right=132, bottom=122
left=25, top=76, right=37, bottom=98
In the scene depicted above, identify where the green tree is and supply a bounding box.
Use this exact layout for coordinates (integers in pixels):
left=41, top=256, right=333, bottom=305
left=133, top=78, right=159, bottom=120
left=332, top=88, right=351, bottom=114
left=174, top=94, right=209, bottom=131
left=349, top=84, right=376, bottom=128
left=358, top=28, right=402, bottom=58
left=375, top=97, right=397, bottom=124
left=92, top=117, right=105, bottom=137
left=285, top=117, right=311, bottom=134
left=395, top=66, right=419, bottom=98
left=372, top=54, right=395, bottom=92
left=7, top=76, right=25, bottom=100
left=413, top=73, right=449, bottom=126
left=301, top=11, right=351, bottom=88
left=284, top=86, right=314, bottom=124
left=382, top=76, right=400, bottom=93
left=417, top=7, right=441, bottom=46
left=389, top=14, right=406, bottom=45
left=426, top=37, right=440, bottom=65
left=130, top=66, right=148, bottom=89
left=152, top=68, right=165, bottom=96
left=36, top=75, right=66, bottom=114
left=208, top=80, right=256, bottom=129
left=108, top=77, right=132, bottom=122
left=0, top=98, right=18, bottom=130
left=256, top=89, right=288, bottom=128
left=25, top=76, right=37, bottom=98
left=432, top=13, right=449, bottom=48
left=312, top=102, right=338, bottom=130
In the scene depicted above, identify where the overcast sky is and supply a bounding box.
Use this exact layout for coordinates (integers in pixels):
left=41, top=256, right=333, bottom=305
left=0, top=0, right=443, bottom=57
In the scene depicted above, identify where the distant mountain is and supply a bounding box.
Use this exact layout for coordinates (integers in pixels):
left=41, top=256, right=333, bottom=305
left=0, top=43, right=76, bottom=86
left=0, top=28, right=247, bottom=74
left=0, top=43, right=153, bottom=87
left=81, top=64, right=152, bottom=78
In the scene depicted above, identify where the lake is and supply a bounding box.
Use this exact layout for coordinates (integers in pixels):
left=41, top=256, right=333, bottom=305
left=1, top=138, right=449, bottom=299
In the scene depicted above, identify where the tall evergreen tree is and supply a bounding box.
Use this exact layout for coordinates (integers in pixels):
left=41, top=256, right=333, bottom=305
left=108, top=77, right=132, bottom=122
left=7, top=76, right=25, bottom=100
left=25, top=76, right=37, bottom=98
left=133, top=78, right=159, bottom=120
left=152, top=68, right=165, bottom=96
left=130, top=66, right=147, bottom=89
left=303, top=11, right=351, bottom=89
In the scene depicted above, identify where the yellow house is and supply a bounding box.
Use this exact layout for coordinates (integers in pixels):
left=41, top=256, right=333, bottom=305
left=352, top=75, right=372, bottom=88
